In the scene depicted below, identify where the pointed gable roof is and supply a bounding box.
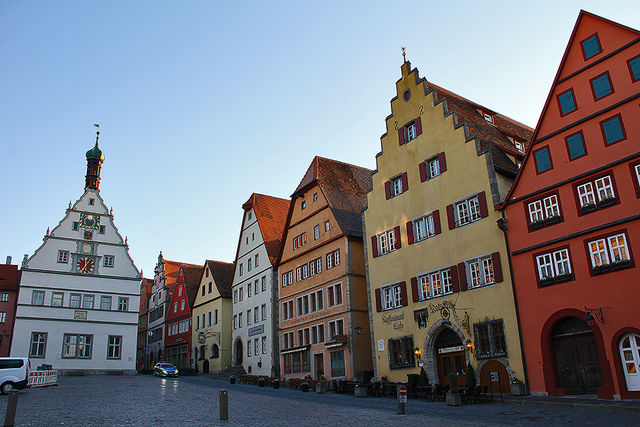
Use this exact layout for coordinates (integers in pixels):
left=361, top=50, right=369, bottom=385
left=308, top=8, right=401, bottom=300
left=293, top=156, right=373, bottom=238
left=242, top=193, right=290, bottom=265
left=204, top=259, right=234, bottom=298
left=180, top=264, right=205, bottom=308
left=501, top=10, right=640, bottom=206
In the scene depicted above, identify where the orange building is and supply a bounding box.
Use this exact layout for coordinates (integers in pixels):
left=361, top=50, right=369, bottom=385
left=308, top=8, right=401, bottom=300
left=501, top=11, right=640, bottom=399
left=277, top=157, right=373, bottom=380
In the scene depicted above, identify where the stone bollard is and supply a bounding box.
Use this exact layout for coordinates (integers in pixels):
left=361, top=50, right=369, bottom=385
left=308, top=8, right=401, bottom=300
left=4, top=390, right=18, bottom=427
left=219, top=389, right=228, bottom=421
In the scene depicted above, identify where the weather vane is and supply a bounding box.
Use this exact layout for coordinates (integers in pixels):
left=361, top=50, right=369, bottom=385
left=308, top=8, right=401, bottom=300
left=93, top=123, right=100, bottom=145
left=401, top=47, right=407, bottom=63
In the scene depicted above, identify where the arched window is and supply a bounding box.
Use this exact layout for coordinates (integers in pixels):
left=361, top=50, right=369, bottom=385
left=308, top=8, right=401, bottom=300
left=619, top=333, right=640, bottom=391
left=211, top=344, right=219, bottom=359
left=199, top=345, right=205, bottom=360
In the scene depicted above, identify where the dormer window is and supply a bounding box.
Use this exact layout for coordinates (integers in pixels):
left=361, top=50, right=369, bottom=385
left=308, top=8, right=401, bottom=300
left=483, top=113, right=494, bottom=124
left=301, top=201, right=306, bottom=210
left=514, top=141, right=525, bottom=152
left=89, top=198, right=95, bottom=206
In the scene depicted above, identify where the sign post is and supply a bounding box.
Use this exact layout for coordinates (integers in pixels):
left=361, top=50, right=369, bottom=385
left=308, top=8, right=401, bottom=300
left=397, top=385, right=407, bottom=415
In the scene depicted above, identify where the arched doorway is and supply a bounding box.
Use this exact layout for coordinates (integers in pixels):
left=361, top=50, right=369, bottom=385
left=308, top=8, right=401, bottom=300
left=203, top=359, right=210, bottom=373
left=619, top=333, right=640, bottom=391
left=479, top=360, right=510, bottom=394
left=552, top=317, right=602, bottom=394
left=434, top=328, right=465, bottom=386
left=235, top=339, right=243, bottom=366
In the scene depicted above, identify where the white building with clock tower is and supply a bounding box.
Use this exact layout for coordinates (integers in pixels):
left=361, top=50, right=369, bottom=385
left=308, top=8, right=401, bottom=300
left=10, top=131, right=141, bottom=374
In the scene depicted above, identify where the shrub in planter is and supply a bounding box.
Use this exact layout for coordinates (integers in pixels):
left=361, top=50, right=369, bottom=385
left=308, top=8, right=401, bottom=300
left=272, top=379, right=280, bottom=389
left=301, top=382, right=310, bottom=392
left=316, top=375, right=327, bottom=394
left=465, top=363, right=476, bottom=388
left=258, top=377, right=265, bottom=387
left=446, top=371, right=461, bottom=406
left=419, top=367, right=429, bottom=386
left=510, top=379, right=526, bottom=396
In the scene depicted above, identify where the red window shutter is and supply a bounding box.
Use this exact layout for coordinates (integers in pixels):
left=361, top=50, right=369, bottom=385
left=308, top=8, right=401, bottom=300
left=411, top=277, right=419, bottom=302
left=450, top=265, right=459, bottom=292
left=399, top=281, right=408, bottom=306
left=491, top=252, right=503, bottom=282
left=398, top=127, right=405, bottom=146
left=478, top=191, right=489, bottom=218
left=457, top=262, right=468, bottom=291
left=406, top=221, right=414, bottom=245
left=370, top=236, right=378, bottom=257
left=375, top=288, right=382, bottom=312
left=419, top=162, right=427, bottom=182
left=394, top=226, right=402, bottom=249
left=433, top=209, right=441, bottom=235
left=401, top=172, right=409, bottom=191
left=438, top=152, right=447, bottom=172
left=415, top=116, right=422, bottom=136
left=385, top=181, right=391, bottom=200
left=446, top=204, right=455, bottom=229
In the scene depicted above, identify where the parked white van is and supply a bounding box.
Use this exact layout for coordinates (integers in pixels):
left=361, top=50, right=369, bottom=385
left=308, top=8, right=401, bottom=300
left=0, top=357, right=30, bottom=394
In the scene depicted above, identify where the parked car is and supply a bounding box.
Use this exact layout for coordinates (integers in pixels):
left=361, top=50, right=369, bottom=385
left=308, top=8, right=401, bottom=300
left=0, top=357, right=31, bottom=394
left=153, top=362, right=178, bottom=377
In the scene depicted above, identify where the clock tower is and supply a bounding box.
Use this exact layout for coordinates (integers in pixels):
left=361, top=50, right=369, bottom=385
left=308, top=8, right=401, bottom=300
left=11, top=131, right=141, bottom=375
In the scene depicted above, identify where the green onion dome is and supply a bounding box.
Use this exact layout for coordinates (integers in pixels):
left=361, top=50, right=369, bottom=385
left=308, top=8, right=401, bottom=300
left=86, top=143, right=105, bottom=162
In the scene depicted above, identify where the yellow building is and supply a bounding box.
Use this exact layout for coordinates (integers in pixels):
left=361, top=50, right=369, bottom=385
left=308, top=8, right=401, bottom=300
left=363, top=60, right=532, bottom=391
left=191, top=260, right=234, bottom=373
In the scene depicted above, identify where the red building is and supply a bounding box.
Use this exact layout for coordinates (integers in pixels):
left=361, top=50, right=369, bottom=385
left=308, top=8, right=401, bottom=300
left=137, top=278, right=152, bottom=372
left=0, top=259, right=20, bottom=357
left=501, top=11, right=640, bottom=399
left=165, top=264, right=203, bottom=369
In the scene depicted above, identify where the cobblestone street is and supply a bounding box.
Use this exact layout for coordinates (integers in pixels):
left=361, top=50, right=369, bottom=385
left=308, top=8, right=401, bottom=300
left=0, top=375, right=638, bottom=426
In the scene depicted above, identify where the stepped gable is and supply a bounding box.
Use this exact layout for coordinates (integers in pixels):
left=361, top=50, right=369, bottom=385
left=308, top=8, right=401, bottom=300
left=205, top=260, right=235, bottom=298
left=294, top=156, right=373, bottom=238
left=181, top=264, right=205, bottom=307
left=243, top=193, right=290, bottom=265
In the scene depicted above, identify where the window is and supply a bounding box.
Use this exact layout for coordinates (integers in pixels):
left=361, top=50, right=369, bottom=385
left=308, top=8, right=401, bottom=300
left=239, top=263, right=243, bottom=276
left=514, top=141, right=525, bottom=152
left=254, top=338, right=259, bottom=356
left=376, top=228, right=398, bottom=256
left=209, top=282, right=212, bottom=293
left=118, top=297, right=128, bottom=312
left=214, top=309, right=218, bottom=324
left=32, top=290, right=45, bottom=306
left=69, top=293, right=81, bottom=308
left=328, top=319, right=344, bottom=341
left=30, top=332, right=47, bottom=358
left=412, top=212, right=437, bottom=242
left=178, top=286, right=182, bottom=297
left=587, top=232, right=631, bottom=272
left=302, top=264, right=308, bottom=279
left=313, top=192, right=318, bottom=202
left=325, top=221, right=330, bottom=232
left=527, top=193, right=562, bottom=228
left=262, top=336, right=267, bottom=354
left=261, top=276, right=266, bottom=292
left=557, top=89, right=577, bottom=115
left=314, top=225, right=320, bottom=240
left=100, top=295, right=112, bottom=310
left=261, top=304, right=266, bottom=321
left=282, top=300, right=294, bottom=320
left=88, top=198, right=95, bottom=205
left=301, top=201, right=306, bottom=210
left=581, top=34, right=601, bottom=60
left=565, top=131, right=587, bottom=160
left=239, top=288, right=244, bottom=301
left=454, top=195, right=481, bottom=227
left=254, top=279, right=259, bottom=295
left=535, top=248, right=572, bottom=285
left=208, top=311, right=211, bottom=326
left=247, top=309, right=252, bottom=325
left=0, top=312, right=5, bottom=323
left=576, top=174, right=616, bottom=213
left=466, top=256, right=495, bottom=289
left=254, top=306, right=259, bottom=323
left=254, top=253, right=259, bottom=268
left=381, top=283, right=402, bottom=310
left=72, top=222, right=79, bottom=231
left=282, top=331, right=294, bottom=350
left=417, top=268, right=452, bottom=300
left=248, top=258, right=252, bottom=272
left=600, top=115, right=626, bottom=145
left=107, top=336, right=122, bottom=359
left=388, top=336, right=415, bottom=369
left=57, top=250, right=69, bottom=263
left=590, top=72, right=613, bottom=100
left=392, top=175, right=403, bottom=196
left=233, top=315, right=237, bottom=330
left=247, top=282, right=252, bottom=298
left=293, top=232, right=307, bottom=250
left=51, top=292, right=64, bottom=307
left=201, top=286, right=205, bottom=296
left=247, top=341, right=252, bottom=357
left=483, top=112, right=494, bottom=123
left=327, top=283, right=342, bottom=307
left=103, top=255, right=114, bottom=268
left=330, top=350, right=345, bottom=377
left=62, top=334, right=92, bottom=359
left=98, top=225, right=105, bottom=234
left=534, top=147, right=552, bottom=173
left=629, top=54, right=640, bottom=82
left=427, top=157, right=440, bottom=178
left=473, top=320, right=507, bottom=358
left=238, top=312, right=243, bottom=328
left=233, top=289, right=238, bottom=302
left=0, top=293, right=7, bottom=302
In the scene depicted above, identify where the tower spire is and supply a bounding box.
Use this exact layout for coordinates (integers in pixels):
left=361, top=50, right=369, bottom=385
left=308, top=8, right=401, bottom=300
left=85, top=124, right=105, bottom=191
left=401, top=47, right=407, bottom=63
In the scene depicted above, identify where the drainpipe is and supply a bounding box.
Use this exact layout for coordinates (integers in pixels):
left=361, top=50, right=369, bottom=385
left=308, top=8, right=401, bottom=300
left=498, top=210, right=531, bottom=393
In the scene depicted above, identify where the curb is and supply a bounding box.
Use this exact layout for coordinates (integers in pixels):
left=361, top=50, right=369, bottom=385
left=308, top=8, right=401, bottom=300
left=502, top=398, right=640, bottom=413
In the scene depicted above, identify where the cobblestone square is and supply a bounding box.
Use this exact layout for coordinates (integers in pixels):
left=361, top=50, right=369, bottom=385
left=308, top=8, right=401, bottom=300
left=0, top=375, right=638, bottom=426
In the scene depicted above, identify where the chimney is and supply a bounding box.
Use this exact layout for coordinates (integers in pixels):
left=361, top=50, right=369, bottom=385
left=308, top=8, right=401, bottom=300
left=5, top=256, right=11, bottom=265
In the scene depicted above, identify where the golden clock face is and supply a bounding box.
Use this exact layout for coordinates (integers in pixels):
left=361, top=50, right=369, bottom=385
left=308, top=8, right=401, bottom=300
left=79, top=213, right=100, bottom=230
left=81, top=243, right=92, bottom=254
left=77, top=257, right=94, bottom=274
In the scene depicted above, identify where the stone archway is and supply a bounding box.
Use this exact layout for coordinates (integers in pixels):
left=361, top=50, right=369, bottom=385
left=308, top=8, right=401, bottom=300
left=422, top=319, right=469, bottom=385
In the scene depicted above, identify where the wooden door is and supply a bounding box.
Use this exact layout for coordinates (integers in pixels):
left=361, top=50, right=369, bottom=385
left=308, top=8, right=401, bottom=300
left=437, top=351, right=465, bottom=386
left=314, top=353, right=324, bottom=379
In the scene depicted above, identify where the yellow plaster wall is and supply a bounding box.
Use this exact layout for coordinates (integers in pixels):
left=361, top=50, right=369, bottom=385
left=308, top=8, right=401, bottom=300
left=364, top=63, right=524, bottom=384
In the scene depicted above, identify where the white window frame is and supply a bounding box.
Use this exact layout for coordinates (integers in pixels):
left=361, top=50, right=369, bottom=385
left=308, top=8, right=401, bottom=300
left=607, top=233, right=630, bottom=264
left=466, top=256, right=495, bottom=289
left=406, top=123, right=417, bottom=141
left=413, top=213, right=435, bottom=242
left=595, top=175, right=615, bottom=202
left=82, top=294, right=94, bottom=309
left=536, top=248, right=571, bottom=280
left=325, top=221, right=330, bottom=232
left=57, top=250, right=69, bottom=263
left=254, top=253, right=259, bottom=268
left=577, top=182, right=596, bottom=207
left=51, top=292, right=63, bottom=307
left=328, top=319, right=344, bottom=341
left=100, top=295, right=112, bottom=310
left=391, top=176, right=403, bottom=196
left=418, top=268, right=452, bottom=300
left=107, top=335, right=122, bottom=360
left=528, top=200, right=544, bottom=223
left=588, top=238, right=609, bottom=267
left=455, top=195, right=481, bottom=227
left=377, top=229, right=396, bottom=255
left=118, top=297, right=128, bottom=312
left=381, top=283, right=402, bottom=310
left=103, top=255, right=114, bottom=268
left=69, top=293, right=81, bottom=308
left=314, top=225, right=320, bottom=240
left=543, top=195, right=560, bottom=218
left=62, top=334, right=92, bottom=359
left=427, top=157, right=440, bottom=179
left=327, top=283, right=342, bottom=307
left=261, top=304, right=266, bottom=321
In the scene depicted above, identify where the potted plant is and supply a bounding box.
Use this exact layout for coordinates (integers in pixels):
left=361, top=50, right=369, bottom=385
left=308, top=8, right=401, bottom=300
left=229, top=375, right=236, bottom=384
left=419, top=367, right=429, bottom=386
left=272, top=378, right=280, bottom=389
left=354, top=371, right=367, bottom=397
left=465, top=363, right=476, bottom=388
left=510, top=378, right=526, bottom=396
left=315, top=375, right=327, bottom=394
left=445, top=371, right=461, bottom=406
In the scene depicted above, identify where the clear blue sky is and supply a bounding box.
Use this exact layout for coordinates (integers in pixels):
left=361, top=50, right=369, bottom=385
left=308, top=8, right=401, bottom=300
left=2, top=1, right=639, bottom=276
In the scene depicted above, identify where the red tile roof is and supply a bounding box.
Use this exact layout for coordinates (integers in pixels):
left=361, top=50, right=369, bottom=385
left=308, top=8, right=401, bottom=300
left=293, top=156, right=373, bottom=238
left=180, top=264, right=205, bottom=308
left=0, top=264, right=19, bottom=290
left=205, top=260, right=235, bottom=298
left=242, top=193, right=290, bottom=265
